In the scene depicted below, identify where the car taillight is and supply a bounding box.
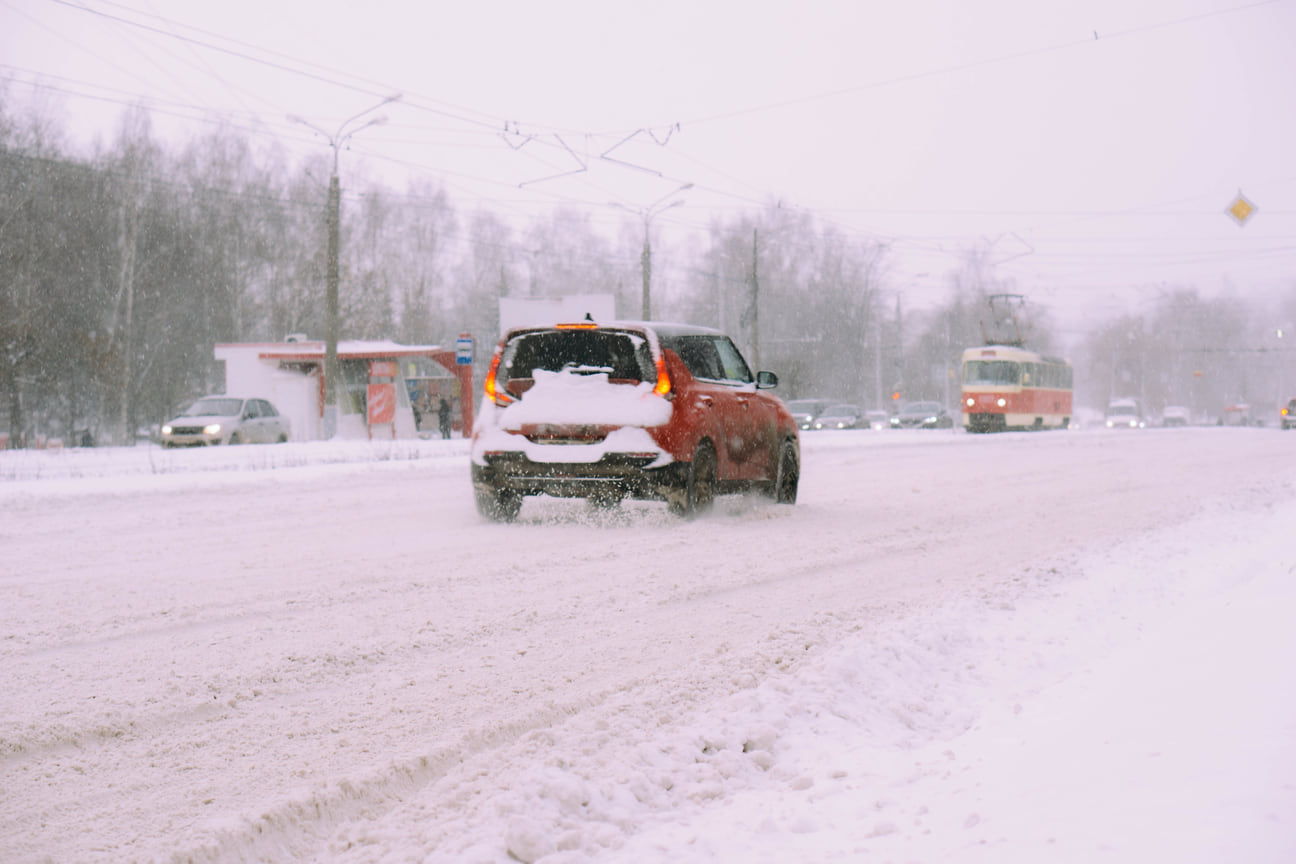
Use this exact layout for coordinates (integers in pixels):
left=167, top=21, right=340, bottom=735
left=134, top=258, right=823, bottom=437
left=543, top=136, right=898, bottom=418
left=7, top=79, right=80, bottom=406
left=483, top=352, right=513, bottom=406
left=653, top=354, right=672, bottom=397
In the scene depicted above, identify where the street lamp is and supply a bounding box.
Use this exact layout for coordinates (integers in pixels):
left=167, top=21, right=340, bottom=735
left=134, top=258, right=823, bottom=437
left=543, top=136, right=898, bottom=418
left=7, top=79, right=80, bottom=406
left=289, top=93, right=400, bottom=437
left=611, top=183, right=693, bottom=320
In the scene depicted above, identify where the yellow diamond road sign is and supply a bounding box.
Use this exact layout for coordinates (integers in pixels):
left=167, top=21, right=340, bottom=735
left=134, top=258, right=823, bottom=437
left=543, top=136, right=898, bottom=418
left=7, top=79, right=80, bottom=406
left=1226, top=192, right=1257, bottom=226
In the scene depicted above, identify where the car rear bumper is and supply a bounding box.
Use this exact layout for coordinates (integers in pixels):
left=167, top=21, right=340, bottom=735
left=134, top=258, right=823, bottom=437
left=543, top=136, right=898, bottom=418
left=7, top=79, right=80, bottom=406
left=472, top=453, right=688, bottom=500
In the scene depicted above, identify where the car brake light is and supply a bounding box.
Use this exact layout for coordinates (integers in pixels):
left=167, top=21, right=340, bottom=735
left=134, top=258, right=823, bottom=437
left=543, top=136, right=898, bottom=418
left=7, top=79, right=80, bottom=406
left=653, top=354, right=672, bottom=397
left=483, top=352, right=513, bottom=406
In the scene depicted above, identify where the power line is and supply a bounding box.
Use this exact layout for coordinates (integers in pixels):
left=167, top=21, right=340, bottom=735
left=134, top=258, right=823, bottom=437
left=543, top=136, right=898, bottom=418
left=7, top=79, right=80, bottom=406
left=676, top=0, right=1282, bottom=128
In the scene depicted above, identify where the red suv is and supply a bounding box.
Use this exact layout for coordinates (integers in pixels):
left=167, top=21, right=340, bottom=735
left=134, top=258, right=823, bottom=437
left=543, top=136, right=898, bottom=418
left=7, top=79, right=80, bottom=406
left=470, top=321, right=800, bottom=520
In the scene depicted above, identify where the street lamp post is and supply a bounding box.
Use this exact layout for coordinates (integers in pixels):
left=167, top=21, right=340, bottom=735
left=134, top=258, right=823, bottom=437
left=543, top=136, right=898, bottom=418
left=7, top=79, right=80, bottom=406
left=611, top=183, right=692, bottom=321
left=289, top=94, right=400, bottom=437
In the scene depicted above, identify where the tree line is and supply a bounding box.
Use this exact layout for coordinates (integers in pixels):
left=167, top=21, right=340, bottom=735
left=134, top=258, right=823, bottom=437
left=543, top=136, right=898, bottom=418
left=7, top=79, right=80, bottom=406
left=3, top=99, right=1293, bottom=447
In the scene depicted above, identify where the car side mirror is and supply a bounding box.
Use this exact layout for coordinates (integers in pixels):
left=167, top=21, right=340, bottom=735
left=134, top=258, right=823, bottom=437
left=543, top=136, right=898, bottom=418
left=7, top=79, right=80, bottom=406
left=756, top=370, right=778, bottom=389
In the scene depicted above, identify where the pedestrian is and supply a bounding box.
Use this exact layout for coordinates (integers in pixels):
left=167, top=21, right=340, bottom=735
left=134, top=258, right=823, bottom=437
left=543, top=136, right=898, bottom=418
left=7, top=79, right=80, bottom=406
left=438, top=398, right=452, bottom=439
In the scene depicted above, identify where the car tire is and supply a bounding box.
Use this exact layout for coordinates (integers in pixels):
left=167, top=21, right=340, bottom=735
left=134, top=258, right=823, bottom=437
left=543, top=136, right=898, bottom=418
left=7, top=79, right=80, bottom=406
left=476, top=487, right=522, bottom=522
left=671, top=442, right=716, bottom=518
left=276, top=434, right=288, bottom=444
left=768, top=439, right=798, bottom=505
left=228, top=432, right=243, bottom=445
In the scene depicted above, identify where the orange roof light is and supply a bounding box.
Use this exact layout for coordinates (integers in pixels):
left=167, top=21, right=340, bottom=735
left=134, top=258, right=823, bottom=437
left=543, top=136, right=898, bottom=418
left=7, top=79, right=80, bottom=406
left=555, top=321, right=599, bottom=330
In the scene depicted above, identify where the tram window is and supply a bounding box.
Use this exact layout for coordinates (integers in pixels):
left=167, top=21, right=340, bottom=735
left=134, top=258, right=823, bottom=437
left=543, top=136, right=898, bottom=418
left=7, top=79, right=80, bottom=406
left=964, top=360, right=1020, bottom=385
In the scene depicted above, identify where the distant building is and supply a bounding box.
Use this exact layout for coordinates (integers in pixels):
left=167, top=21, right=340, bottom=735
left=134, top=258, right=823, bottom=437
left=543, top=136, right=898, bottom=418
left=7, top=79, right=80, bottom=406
left=214, top=339, right=474, bottom=440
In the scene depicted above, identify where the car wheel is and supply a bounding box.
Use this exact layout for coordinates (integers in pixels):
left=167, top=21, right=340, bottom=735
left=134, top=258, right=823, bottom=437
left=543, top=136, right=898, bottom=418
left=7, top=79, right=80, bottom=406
left=768, top=439, right=798, bottom=505
left=228, top=432, right=243, bottom=445
left=671, top=442, right=716, bottom=518
left=475, top=487, right=522, bottom=522
left=276, top=434, right=288, bottom=444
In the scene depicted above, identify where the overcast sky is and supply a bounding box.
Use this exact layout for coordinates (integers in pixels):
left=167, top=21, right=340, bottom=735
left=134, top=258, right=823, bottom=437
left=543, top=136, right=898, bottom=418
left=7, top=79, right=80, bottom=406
left=2, top=0, right=1293, bottom=329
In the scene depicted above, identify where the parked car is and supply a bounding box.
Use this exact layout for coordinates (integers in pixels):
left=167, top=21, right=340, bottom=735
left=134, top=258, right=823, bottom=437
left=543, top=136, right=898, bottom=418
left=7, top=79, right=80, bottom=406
left=470, top=321, right=800, bottom=521
left=811, top=404, right=864, bottom=430
left=1283, top=398, right=1296, bottom=430
left=890, top=400, right=954, bottom=429
left=1104, top=398, right=1145, bottom=429
left=864, top=409, right=891, bottom=430
left=1161, top=405, right=1190, bottom=427
left=160, top=396, right=290, bottom=447
left=785, top=398, right=834, bottom=431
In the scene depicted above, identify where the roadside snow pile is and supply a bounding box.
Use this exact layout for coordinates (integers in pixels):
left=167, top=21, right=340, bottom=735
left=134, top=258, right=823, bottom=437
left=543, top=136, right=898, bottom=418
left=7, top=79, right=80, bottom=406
left=314, top=493, right=1296, bottom=863
left=0, top=439, right=469, bottom=485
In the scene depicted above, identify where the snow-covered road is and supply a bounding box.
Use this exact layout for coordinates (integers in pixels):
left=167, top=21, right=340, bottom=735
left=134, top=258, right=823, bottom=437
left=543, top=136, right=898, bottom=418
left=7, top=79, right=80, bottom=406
left=2, top=428, right=1293, bottom=863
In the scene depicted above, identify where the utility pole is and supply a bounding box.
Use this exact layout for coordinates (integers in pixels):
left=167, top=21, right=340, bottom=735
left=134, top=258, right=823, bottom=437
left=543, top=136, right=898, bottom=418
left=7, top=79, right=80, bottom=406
left=639, top=223, right=651, bottom=321
left=289, top=94, right=400, bottom=437
left=874, top=313, right=883, bottom=410
left=610, top=182, right=692, bottom=320
left=894, top=294, right=904, bottom=402
left=116, top=170, right=138, bottom=445
left=750, top=227, right=760, bottom=373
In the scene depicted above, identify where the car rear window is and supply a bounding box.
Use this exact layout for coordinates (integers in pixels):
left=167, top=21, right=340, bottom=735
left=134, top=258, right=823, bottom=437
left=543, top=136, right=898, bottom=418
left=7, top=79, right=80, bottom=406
left=500, top=329, right=655, bottom=385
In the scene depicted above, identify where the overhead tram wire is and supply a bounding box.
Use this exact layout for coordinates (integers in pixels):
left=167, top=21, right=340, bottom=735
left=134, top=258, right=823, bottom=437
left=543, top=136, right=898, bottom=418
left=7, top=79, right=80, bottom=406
left=44, top=0, right=606, bottom=148
left=31, top=1, right=1288, bottom=292
left=672, top=0, right=1282, bottom=131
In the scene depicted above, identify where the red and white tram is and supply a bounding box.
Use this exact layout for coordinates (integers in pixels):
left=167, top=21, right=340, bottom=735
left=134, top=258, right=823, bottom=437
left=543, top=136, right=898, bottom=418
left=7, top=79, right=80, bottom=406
left=960, top=344, right=1073, bottom=433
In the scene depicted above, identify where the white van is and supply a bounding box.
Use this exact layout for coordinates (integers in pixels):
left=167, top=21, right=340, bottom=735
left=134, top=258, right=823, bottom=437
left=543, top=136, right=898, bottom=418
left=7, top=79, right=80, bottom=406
left=1104, top=398, right=1145, bottom=429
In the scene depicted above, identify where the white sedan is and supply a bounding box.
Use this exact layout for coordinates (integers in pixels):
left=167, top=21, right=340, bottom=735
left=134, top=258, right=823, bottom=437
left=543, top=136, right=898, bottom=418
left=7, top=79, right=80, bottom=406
left=160, top=396, right=290, bottom=447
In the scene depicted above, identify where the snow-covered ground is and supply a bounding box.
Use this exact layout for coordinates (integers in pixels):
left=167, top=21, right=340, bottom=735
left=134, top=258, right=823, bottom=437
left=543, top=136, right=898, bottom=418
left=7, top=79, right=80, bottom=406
left=2, top=427, right=1293, bottom=863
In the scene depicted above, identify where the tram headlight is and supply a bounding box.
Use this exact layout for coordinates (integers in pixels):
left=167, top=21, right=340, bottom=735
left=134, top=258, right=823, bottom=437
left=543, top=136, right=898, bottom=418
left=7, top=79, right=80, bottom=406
left=996, top=397, right=1007, bottom=408
left=965, top=397, right=975, bottom=407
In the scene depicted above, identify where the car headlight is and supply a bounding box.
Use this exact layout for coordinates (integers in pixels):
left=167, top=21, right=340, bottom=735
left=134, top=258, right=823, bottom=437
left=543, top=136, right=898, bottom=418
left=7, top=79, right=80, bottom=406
left=161, top=424, right=173, bottom=435
left=204, top=423, right=222, bottom=435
